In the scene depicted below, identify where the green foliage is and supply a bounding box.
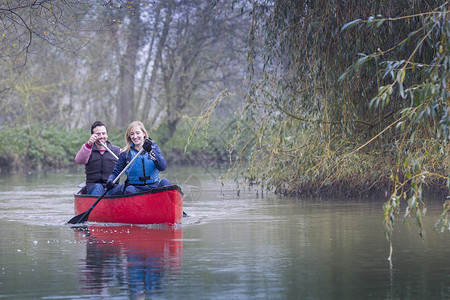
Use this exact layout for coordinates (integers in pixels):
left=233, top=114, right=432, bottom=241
left=340, top=4, right=450, bottom=240
left=105, top=128, right=126, bottom=148
left=0, top=124, right=88, bottom=172
left=0, top=118, right=235, bottom=174
left=206, top=1, right=450, bottom=242
left=261, top=1, right=450, bottom=242
left=162, top=114, right=237, bottom=167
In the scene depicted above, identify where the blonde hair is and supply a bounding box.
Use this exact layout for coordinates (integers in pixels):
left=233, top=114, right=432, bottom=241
left=122, top=121, right=149, bottom=153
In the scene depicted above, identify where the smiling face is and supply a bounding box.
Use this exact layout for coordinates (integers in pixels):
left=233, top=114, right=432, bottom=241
left=92, top=125, right=108, bottom=146
left=125, top=121, right=148, bottom=151
left=129, top=126, right=146, bottom=148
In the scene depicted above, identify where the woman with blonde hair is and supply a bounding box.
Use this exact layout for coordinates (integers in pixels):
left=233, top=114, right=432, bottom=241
left=106, top=121, right=170, bottom=195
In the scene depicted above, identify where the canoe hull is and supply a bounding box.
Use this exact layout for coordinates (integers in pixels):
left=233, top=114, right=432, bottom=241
left=74, top=185, right=183, bottom=225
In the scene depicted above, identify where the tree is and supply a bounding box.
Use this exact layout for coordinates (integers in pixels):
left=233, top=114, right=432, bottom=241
left=139, top=0, right=173, bottom=122
left=116, top=1, right=141, bottom=127
left=0, top=0, right=125, bottom=127
left=155, top=0, right=249, bottom=139
left=198, top=1, right=448, bottom=199
left=0, top=1, right=107, bottom=67
left=340, top=3, right=450, bottom=246
left=0, top=0, right=249, bottom=138
left=201, top=0, right=449, bottom=250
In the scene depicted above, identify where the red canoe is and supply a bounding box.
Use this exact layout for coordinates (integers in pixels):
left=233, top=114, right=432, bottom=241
left=74, top=185, right=183, bottom=225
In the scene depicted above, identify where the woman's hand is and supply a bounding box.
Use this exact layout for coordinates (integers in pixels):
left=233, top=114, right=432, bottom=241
left=143, top=138, right=153, bottom=152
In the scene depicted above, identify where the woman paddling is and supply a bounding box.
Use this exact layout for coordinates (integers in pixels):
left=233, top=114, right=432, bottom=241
left=106, top=121, right=170, bottom=195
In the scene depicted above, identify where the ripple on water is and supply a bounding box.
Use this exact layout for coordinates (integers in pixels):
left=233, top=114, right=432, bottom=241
left=0, top=187, right=77, bottom=226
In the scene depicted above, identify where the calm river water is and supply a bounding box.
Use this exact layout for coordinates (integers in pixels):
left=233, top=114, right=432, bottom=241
left=1, top=167, right=450, bottom=299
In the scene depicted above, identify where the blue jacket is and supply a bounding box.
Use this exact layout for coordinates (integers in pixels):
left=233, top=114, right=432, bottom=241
left=108, top=142, right=167, bottom=185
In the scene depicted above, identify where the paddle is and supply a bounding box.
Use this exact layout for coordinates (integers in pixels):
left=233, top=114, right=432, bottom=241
left=98, top=140, right=119, bottom=160
left=67, top=148, right=144, bottom=225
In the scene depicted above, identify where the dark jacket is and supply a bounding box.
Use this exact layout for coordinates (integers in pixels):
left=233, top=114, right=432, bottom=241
left=85, top=142, right=121, bottom=191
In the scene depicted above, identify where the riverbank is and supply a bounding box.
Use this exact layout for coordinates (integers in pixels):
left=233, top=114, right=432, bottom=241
left=1, top=123, right=448, bottom=199
left=0, top=123, right=230, bottom=174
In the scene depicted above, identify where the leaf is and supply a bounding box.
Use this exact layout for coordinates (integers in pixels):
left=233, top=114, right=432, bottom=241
left=398, top=69, right=406, bottom=83
left=338, top=68, right=350, bottom=82
left=355, top=54, right=369, bottom=65
left=341, top=19, right=362, bottom=32
left=388, top=86, right=394, bottom=95
left=398, top=80, right=405, bottom=98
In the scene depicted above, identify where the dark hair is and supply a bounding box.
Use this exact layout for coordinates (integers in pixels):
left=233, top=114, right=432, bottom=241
left=90, top=121, right=108, bottom=134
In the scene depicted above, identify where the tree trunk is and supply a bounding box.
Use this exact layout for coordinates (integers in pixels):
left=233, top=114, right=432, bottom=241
left=135, top=3, right=161, bottom=115
left=116, top=3, right=141, bottom=127
left=140, top=0, right=174, bottom=121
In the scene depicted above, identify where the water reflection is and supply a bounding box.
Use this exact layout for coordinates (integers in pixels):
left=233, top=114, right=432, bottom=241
left=73, top=225, right=183, bottom=298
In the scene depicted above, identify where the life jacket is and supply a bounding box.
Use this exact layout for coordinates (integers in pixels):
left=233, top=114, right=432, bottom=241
left=85, top=142, right=121, bottom=189
left=125, top=147, right=160, bottom=185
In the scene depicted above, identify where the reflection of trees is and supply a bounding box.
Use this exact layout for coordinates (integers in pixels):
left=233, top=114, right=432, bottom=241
left=74, top=225, right=183, bottom=298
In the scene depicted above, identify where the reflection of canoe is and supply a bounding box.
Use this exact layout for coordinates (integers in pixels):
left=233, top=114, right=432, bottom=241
left=74, top=185, right=183, bottom=225
left=75, top=224, right=183, bottom=253
left=74, top=225, right=183, bottom=296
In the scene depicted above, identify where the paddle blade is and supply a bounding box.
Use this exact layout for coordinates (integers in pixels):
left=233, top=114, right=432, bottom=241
left=66, top=210, right=90, bottom=225
left=67, top=189, right=109, bottom=225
